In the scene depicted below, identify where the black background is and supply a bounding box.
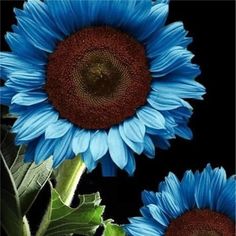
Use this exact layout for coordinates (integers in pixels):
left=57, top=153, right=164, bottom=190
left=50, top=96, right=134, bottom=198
left=1, top=1, right=235, bottom=235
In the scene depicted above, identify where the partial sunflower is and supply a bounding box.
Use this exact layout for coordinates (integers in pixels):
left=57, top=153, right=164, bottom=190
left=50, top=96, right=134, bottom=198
left=124, top=164, right=235, bottom=236
left=1, top=0, right=205, bottom=175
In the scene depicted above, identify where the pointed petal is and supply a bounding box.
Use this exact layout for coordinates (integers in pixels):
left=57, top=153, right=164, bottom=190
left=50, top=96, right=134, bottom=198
left=137, top=106, right=165, bottom=130
left=45, top=119, right=73, bottom=139
left=108, top=126, right=128, bottom=169
left=90, top=130, right=108, bottom=161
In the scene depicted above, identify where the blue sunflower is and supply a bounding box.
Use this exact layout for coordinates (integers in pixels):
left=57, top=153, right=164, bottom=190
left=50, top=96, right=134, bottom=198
left=125, top=164, right=235, bottom=235
left=1, top=0, right=205, bottom=175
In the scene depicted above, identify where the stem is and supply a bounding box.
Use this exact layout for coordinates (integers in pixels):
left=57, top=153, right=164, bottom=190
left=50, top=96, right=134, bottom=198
left=22, top=216, right=31, bottom=236
left=36, top=155, right=86, bottom=236
left=55, top=155, right=86, bottom=205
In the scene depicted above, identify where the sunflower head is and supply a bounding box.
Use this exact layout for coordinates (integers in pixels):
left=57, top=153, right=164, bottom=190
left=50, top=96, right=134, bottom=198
left=1, top=0, right=205, bottom=175
left=125, top=164, right=235, bottom=235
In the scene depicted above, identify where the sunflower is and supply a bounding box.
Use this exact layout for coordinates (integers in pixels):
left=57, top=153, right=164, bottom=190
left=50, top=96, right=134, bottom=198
left=125, top=164, right=235, bottom=235
left=1, top=0, right=205, bottom=175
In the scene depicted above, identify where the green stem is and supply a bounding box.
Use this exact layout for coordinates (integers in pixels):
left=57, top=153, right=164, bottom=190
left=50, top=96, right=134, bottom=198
left=55, top=155, right=86, bottom=205
left=22, top=216, right=31, bottom=236
left=36, top=155, right=86, bottom=236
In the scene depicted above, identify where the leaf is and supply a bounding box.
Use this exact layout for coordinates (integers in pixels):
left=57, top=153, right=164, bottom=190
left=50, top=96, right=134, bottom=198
left=10, top=147, right=53, bottom=215
left=103, top=222, right=126, bottom=236
left=37, top=189, right=105, bottom=236
left=1, top=125, right=53, bottom=215
left=0, top=151, right=24, bottom=236
left=0, top=125, right=19, bottom=168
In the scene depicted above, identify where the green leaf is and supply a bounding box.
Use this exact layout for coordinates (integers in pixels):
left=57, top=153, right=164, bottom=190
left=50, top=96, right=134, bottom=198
left=0, top=125, right=19, bottom=168
left=37, top=188, right=105, bottom=236
left=10, top=147, right=53, bottom=215
left=103, top=222, right=126, bottom=236
left=0, top=151, right=29, bottom=236
left=1, top=125, right=53, bottom=215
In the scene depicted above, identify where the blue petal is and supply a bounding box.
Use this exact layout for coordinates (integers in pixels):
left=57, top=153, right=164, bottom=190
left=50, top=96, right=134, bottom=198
left=82, top=149, right=97, bottom=172
left=119, top=124, right=144, bottom=154
left=209, top=167, right=227, bottom=209
left=16, top=16, right=56, bottom=53
left=180, top=170, right=195, bottom=210
left=147, top=22, right=192, bottom=59
left=24, top=138, right=38, bottom=162
left=14, top=105, right=58, bottom=143
left=134, top=3, right=168, bottom=42
left=11, top=91, right=47, bottom=106
left=216, top=176, right=236, bottom=220
left=46, top=0, right=78, bottom=36
left=108, top=126, right=128, bottom=169
left=90, top=130, right=108, bottom=161
left=147, top=204, right=169, bottom=227
left=160, top=172, right=186, bottom=212
left=45, top=119, right=73, bottom=139
left=151, top=135, right=170, bottom=150
left=151, top=76, right=205, bottom=100
left=123, top=117, right=146, bottom=143
left=34, top=136, right=55, bottom=164
left=0, top=86, right=16, bottom=105
left=0, top=52, right=43, bottom=76
left=141, top=190, right=157, bottom=206
left=72, top=129, right=91, bottom=155
left=194, top=167, right=211, bottom=209
left=124, top=148, right=136, bottom=176
left=148, top=90, right=192, bottom=111
left=174, top=124, right=193, bottom=140
left=23, top=0, right=63, bottom=40
left=150, top=46, right=196, bottom=77
left=126, top=217, right=163, bottom=236
left=5, top=32, right=47, bottom=65
left=137, top=106, right=165, bottom=130
left=52, top=127, right=74, bottom=167
left=143, top=135, right=155, bottom=159
left=6, top=70, right=45, bottom=92
left=160, top=191, right=182, bottom=219
left=100, top=154, right=117, bottom=177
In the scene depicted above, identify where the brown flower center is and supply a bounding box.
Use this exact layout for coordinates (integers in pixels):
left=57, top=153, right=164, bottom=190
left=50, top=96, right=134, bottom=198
left=165, top=209, right=235, bottom=236
left=45, top=26, right=151, bottom=129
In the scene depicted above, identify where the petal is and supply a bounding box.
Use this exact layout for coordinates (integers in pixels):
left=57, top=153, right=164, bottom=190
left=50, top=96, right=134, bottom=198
left=180, top=170, right=195, bottom=209
left=45, top=119, right=73, bottom=139
left=147, top=204, right=169, bottom=227
left=34, top=136, right=55, bottom=164
left=216, top=177, right=236, bottom=220
left=6, top=70, right=45, bottom=91
left=72, top=129, right=91, bottom=155
left=0, top=86, right=16, bottom=105
left=143, top=135, right=155, bottom=159
left=150, top=46, right=196, bottom=77
left=14, top=105, right=58, bottom=143
left=119, top=124, right=144, bottom=154
left=147, top=22, right=192, bottom=59
left=108, top=126, right=128, bottom=169
left=141, top=190, right=157, bottom=206
left=124, top=148, right=136, bottom=176
left=148, top=90, right=192, bottom=111
left=123, top=117, right=146, bottom=143
left=100, top=154, right=117, bottom=177
left=52, top=127, right=74, bottom=167
left=151, top=76, right=205, bottom=100
left=126, top=217, right=163, bottom=236
left=137, top=106, right=165, bottom=130
left=90, top=130, right=108, bottom=161
left=11, top=91, right=47, bottom=106
left=16, top=16, right=56, bottom=53
left=82, top=149, right=97, bottom=172
left=194, top=168, right=211, bottom=209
